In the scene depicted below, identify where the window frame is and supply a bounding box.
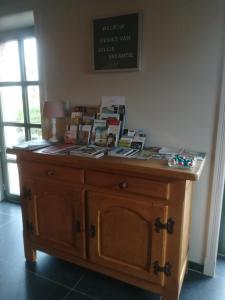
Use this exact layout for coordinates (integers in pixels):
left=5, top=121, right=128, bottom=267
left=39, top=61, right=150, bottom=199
left=0, top=26, right=41, bottom=201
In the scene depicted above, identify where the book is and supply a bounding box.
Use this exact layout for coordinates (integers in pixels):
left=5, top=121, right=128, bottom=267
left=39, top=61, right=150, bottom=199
left=70, top=145, right=107, bottom=159
left=13, top=139, right=51, bottom=150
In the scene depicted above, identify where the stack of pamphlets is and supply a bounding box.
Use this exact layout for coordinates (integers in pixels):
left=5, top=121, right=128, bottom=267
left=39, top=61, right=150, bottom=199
left=13, top=139, right=51, bottom=150
left=108, top=147, right=139, bottom=158
left=70, top=145, right=108, bottom=159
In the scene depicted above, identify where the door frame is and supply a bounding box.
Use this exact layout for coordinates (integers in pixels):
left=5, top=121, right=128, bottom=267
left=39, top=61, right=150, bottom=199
left=204, top=53, right=225, bottom=276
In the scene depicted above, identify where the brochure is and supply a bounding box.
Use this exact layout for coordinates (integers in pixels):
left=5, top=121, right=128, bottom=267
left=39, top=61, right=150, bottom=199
left=78, top=124, right=92, bottom=145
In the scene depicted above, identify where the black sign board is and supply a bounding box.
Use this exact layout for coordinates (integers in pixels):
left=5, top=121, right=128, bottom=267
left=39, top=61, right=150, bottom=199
left=93, top=13, right=141, bottom=71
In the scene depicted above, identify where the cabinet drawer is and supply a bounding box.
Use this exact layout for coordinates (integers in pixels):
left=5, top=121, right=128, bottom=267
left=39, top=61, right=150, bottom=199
left=21, top=162, right=84, bottom=184
left=86, top=171, right=170, bottom=200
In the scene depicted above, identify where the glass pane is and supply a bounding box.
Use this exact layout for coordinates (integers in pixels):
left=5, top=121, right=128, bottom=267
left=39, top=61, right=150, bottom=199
left=0, top=86, right=24, bottom=122
left=23, top=38, right=38, bottom=81
left=31, top=127, right=42, bottom=140
left=27, top=86, right=41, bottom=123
left=4, top=126, right=25, bottom=148
left=7, top=162, right=20, bottom=195
left=0, top=40, right=21, bottom=82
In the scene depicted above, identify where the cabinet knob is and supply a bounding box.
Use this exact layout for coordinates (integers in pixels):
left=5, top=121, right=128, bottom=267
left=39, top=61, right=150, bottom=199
left=89, top=225, right=96, bottom=238
left=46, top=170, right=54, bottom=176
left=118, top=181, right=128, bottom=189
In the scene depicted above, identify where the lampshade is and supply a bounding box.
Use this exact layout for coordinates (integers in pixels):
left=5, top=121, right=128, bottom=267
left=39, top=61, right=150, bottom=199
left=42, top=101, right=65, bottom=118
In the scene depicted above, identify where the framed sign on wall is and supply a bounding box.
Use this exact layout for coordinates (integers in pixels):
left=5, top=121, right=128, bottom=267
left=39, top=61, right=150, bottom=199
left=93, top=12, right=142, bottom=72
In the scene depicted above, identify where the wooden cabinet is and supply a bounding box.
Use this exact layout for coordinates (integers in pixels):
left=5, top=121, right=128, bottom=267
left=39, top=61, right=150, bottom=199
left=26, top=180, right=86, bottom=259
left=87, top=191, right=168, bottom=285
left=13, top=150, right=204, bottom=300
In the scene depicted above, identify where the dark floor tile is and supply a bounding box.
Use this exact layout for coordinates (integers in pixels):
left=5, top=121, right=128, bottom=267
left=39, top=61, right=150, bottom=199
left=216, top=256, right=225, bottom=277
left=2, top=201, right=225, bottom=300
left=0, top=211, right=14, bottom=227
left=180, top=270, right=225, bottom=300
left=64, top=290, right=98, bottom=300
left=0, top=219, right=24, bottom=263
left=0, top=201, right=21, bottom=216
left=76, top=270, right=159, bottom=300
left=26, top=251, right=86, bottom=288
left=0, top=260, right=70, bottom=300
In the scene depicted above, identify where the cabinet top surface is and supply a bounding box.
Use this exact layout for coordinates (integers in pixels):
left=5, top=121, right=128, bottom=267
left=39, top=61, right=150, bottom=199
left=9, top=148, right=205, bottom=181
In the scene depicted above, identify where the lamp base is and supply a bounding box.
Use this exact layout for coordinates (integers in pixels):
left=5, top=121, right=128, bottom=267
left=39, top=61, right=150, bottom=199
left=49, top=118, right=59, bottom=143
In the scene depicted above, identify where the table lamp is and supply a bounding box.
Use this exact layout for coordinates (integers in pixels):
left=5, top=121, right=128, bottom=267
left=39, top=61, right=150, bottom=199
left=42, top=101, right=65, bottom=142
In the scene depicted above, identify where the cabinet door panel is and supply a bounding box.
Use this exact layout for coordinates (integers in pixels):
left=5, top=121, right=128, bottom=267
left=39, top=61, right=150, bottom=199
left=32, top=180, right=86, bottom=258
left=87, top=191, right=168, bottom=285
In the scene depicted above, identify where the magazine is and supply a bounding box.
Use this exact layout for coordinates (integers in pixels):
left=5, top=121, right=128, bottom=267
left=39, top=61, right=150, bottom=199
left=36, top=144, right=81, bottom=154
left=108, top=147, right=135, bottom=157
left=70, top=145, right=107, bottom=159
left=13, top=139, right=51, bottom=150
left=133, top=149, right=154, bottom=160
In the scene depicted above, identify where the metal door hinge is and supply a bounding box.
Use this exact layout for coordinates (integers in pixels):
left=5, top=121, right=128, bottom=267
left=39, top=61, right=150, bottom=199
left=26, top=220, right=34, bottom=234
left=89, top=224, right=96, bottom=238
left=155, top=217, right=175, bottom=234
left=154, top=261, right=172, bottom=276
left=23, top=187, right=32, bottom=200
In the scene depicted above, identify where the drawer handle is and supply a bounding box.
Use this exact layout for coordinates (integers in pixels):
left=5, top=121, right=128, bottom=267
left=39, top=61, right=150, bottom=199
left=118, top=181, right=128, bottom=189
left=46, top=170, right=54, bottom=176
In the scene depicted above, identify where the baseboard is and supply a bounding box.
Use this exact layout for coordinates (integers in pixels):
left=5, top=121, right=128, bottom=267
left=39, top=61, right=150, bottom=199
left=188, top=261, right=204, bottom=273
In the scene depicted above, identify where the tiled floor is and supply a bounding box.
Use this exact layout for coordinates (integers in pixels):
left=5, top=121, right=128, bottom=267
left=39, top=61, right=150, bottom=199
left=0, top=200, right=224, bottom=300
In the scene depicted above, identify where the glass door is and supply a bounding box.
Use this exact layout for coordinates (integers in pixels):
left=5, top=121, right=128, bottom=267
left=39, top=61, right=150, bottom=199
left=0, top=28, right=42, bottom=201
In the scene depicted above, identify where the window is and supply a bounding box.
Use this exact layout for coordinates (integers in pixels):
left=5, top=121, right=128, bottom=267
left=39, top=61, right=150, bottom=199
left=0, top=28, right=41, bottom=200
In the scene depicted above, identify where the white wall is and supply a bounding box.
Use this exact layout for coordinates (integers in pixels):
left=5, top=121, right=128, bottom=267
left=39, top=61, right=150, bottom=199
left=1, top=0, right=225, bottom=264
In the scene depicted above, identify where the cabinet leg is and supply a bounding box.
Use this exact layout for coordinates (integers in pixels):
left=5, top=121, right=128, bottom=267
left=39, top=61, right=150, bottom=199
left=23, top=234, right=36, bottom=262
left=161, top=290, right=179, bottom=300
